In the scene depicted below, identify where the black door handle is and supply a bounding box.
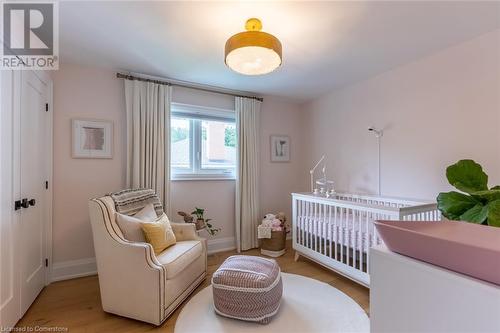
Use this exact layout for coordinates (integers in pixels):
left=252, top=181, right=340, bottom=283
left=21, top=198, right=29, bottom=208
left=28, top=199, right=36, bottom=207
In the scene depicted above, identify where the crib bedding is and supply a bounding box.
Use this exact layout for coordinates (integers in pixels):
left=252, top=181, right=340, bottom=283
left=296, top=213, right=380, bottom=253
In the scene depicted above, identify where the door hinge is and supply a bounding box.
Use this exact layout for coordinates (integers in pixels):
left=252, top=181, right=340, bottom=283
left=45, top=103, right=49, bottom=112
left=45, top=181, right=48, bottom=190
left=45, top=258, right=48, bottom=267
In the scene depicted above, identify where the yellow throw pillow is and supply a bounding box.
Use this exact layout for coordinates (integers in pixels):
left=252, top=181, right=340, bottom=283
left=141, top=215, right=176, bottom=255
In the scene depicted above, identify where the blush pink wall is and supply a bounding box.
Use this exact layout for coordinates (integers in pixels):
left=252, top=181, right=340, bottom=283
left=302, top=30, right=500, bottom=200
left=51, top=65, right=306, bottom=263
left=259, top=97, right=307, bottom=220
left=170, top=181, right=236, bottom=240
left=52, top=64, right=126, bottom=263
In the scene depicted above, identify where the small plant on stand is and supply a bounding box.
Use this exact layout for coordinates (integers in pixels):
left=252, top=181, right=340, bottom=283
left=178, top=208, right=221, bottom=236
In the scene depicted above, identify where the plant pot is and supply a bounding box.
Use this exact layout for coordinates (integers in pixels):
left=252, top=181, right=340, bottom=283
left=195, top=219, right=205, bottom=230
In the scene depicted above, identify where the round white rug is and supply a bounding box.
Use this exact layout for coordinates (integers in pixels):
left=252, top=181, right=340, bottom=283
left=174, top=273, right=369, bottom=333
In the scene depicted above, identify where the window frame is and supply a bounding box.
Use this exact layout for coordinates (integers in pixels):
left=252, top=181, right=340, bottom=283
left=171, top=103, right=236, bottom=180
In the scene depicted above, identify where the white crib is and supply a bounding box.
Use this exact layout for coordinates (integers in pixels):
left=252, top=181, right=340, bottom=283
left=292, top=192, right=441, bottom=287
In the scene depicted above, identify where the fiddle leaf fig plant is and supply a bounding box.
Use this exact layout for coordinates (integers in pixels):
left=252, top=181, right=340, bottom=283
left=437, top=159, right=500, bottom=227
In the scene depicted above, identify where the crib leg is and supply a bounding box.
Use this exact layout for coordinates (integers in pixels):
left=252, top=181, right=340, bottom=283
left=294, top=252, right=300, bottom=262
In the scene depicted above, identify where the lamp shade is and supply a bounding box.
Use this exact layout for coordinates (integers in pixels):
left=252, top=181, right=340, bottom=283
left=225, top=18, right=282, bottom=75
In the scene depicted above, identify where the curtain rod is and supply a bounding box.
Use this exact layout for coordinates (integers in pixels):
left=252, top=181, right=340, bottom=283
left=116, top=73, right=264, bottom=102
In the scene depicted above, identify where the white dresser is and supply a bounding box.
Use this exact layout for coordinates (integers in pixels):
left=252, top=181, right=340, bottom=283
left=370, top=246, right=500, bottom=333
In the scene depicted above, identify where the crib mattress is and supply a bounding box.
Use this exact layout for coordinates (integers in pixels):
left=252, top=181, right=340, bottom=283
left=296, top=214, right=380, bottom=253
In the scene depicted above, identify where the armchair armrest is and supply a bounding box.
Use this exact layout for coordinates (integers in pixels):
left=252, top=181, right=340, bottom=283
left=171, top=222, right=201, bottom=241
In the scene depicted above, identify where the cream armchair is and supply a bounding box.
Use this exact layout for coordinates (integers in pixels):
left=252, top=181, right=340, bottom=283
left=88, top=195, right=207, bottom=325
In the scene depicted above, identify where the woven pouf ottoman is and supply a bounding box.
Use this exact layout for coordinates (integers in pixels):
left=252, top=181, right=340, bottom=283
left=212, top=255, right=283, bottom=324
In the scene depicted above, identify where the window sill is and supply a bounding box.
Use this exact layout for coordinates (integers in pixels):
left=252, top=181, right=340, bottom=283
left=171, top=176, right=236, bottom=182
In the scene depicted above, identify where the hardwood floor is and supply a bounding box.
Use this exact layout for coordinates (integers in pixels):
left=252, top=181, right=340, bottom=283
left=17, top=241, right=369, bottom=332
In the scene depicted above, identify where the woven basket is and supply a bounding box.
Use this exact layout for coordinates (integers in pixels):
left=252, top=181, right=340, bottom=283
left=261, top=230, right=286, bottom=251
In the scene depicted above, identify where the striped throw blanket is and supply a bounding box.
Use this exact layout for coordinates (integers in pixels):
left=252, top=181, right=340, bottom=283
left=110, top=188, right=164, bottom=217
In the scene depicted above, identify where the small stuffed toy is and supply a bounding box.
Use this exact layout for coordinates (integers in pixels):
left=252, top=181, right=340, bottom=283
left=263, top=213, right=276, bottom=221
left=276, top=212, right=289, bottom=232
left=262, top=213, right=284, bottom=231
left=270, top=219, right=282, bottom=231
left=177, top=211, right=194, bottom=223
left=261, top=213, right=275, bottom=227
left=276, top=212, right=286, bottom=224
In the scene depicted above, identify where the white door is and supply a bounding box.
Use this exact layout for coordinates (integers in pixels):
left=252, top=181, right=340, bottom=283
left=0, top=70, right=51, bottom=327
left=19, top=71, right=49, bottom=315
left=0, top=70, right=21, bottom=329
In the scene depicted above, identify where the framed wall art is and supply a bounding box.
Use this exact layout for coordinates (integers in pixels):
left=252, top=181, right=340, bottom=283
left=72, top=119, right=113, bottom=158
left=270, top=135, right=290, bottom=162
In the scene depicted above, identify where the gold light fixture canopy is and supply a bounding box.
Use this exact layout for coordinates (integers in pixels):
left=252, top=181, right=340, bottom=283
left=225, top=18, right=282, bottom=75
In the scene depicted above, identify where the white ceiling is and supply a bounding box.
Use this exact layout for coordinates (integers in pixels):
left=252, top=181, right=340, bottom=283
left=60, top=1, right=500, bottom=102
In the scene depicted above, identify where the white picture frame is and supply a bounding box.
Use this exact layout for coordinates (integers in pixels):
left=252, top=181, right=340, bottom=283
left=72, top=119, right=113, bottom=159
left=270, top=135, right=290, bottom=162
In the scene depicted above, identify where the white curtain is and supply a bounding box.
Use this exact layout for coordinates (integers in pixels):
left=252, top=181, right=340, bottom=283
left=235, top=97, right=261, bottom=252
left=124, top=79, right=172, bottom=215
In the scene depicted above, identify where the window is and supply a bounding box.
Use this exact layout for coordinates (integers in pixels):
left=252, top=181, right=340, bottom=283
left=171, top=103, right=236, bottom=179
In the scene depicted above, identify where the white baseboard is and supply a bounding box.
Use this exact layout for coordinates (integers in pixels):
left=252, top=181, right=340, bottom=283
left=50, top=237, right=236, bottom=282
left=50, top=257, right=97, bottom=282
left=207, top=236, right=236, bottom=255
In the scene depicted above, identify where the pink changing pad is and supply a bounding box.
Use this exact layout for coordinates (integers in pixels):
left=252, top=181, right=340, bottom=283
left=374, top=220, right=500, bottom=285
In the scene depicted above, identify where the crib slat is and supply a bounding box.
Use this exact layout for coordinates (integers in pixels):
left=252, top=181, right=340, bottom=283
left=307, top=202, right=313, bottom=248
left=324, top=203, right=328, bottom=256
left=298, top=200, right=302, bottom=245
left=315, top=203, right=319, bottom=253
left=324, top=204, right=328, bottom=256
left=319, top=203, right=323, bottom=255
left=321, top=203, right=325, bottom=255
left=361, top=212, right=367, bottom=272
left=300, top=200, right=304, bottom=247
left=358, top=211, right=363, bottom=270
left=316, top=203, right=320, bottom=254
left=328, top=205, right=332, bottom=258
left=314, top=203, right=318, bottom=253
left=349, top=208, right=352, bottom=268
left=300, top=200, right=303, bottom=245
left=367, top=212, right=373, bottom=273
left=304, top=201, right=309, bottom=249
left=308, top=201, right=312, bottom=249
left=353, top=210, right=357, bottom=269
left=346, top=208, right=350, bottom=267
left=318, top=204, right=325, bottom=254
left=301, top=200, right=305, bottom=245
left=340, top=207, right=345, bottom=264
left=320, top=203, right=324, bottom=255
left=309, top=201, right=313, bottom=249
left=324, top=204, right=327, bottom=256
left=320, top=203, right=323, bottom=255
left=334, top=205, right=338, bottom=261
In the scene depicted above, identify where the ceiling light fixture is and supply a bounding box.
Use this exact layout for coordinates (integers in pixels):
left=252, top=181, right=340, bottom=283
left=225, top=18, right=282, bottom=76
